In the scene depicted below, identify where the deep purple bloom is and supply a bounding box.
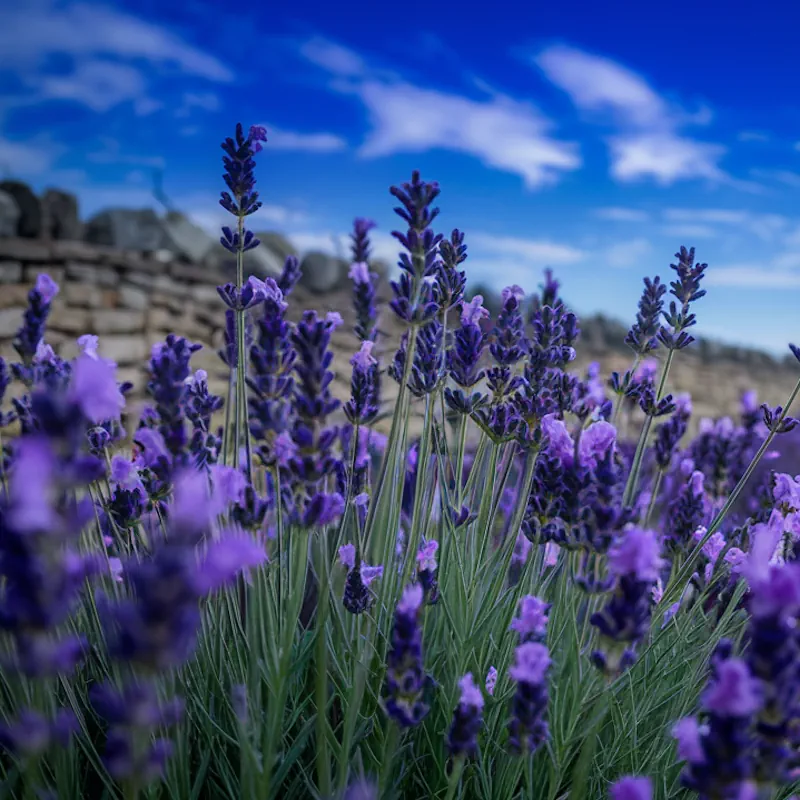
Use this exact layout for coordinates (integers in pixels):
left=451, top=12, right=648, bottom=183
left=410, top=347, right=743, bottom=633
left=339, top=544, right=383, bottom=614
left=625, top=276, right=666, bottom=356
left=609, top=776, right=652, bottom=800
left=344, top=341, right=380, bottom=425
left=13, top=274, right=60, bottom=366
left=447, top=673, right=484, bottom=758
left=445, top=295, right=488, bottom=414
left=301, top=492, right=345, bottom=527
left=349, top=218, right=379, bottom=341
left=657, top=246, right=707, bottom=351
left=674, top=643, right=762, bottom=798
left=416, top=540, right=439, bottom=604
left=278, top=255, right=301, bottom=296
left=436, top=229, right=468, bottom=311
left=382, top=584, right=432, bottom=727
left=507, top=642, right=550, bottom=755
left=219, top=123, right=265, bottom=219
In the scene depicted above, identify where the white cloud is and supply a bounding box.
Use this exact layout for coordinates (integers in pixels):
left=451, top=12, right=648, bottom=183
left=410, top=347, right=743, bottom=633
left=0, top=0, right=233, bottom=81
left=594, top=207, right=650, bottom=222
left=535, top=44, right=727, bottom=186
left=661, top=207, right=788, bottom=241
left=174, top=92, right=220, bottom=118
left=299, top=37, right=366, bottom=77
left=751, top=169, right=800, bottom=189
left=0, top=136, right=59, bottom=176
left=604, top=238, right=652, bottom=268
left=705, top=266, right=800, bottom=289
left=354, top=80, right=580, bottom=188
left=469, top=232, right=584, bottom=264
left=660, top=224, right=718, bottom=239
left=737, top=130, right=769, bottom=142
left=87, top=137, right=166, bottom=169
left=35, top=59, right=149, bottom=113
left=609, top=133, right=725, bottom=184
left=264, top=126, right=347, bottom=153
left=299, top=38, right=580, bottom=188
left=535, top=45, right=669, bottom=128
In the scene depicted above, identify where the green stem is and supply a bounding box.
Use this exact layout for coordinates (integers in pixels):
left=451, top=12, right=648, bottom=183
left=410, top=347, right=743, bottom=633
left=314, top=533, right=331, bottom=798
left=644, top=469, right=664, bottom=526
left=444, top=758, right=465, bottom=800
left=377, top=724, right=400, bottom=799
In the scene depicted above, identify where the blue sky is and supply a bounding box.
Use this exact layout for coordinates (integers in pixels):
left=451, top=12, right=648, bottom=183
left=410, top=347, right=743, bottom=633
left=2, top=0, right=800, bottom=354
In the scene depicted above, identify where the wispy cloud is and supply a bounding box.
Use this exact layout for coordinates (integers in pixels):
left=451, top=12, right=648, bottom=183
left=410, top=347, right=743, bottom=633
left=706, top=266, right=800, bottom=289
left=263, top=125, right=347, bottom=153
left=737, top=130, right=770, bottom=142
left=469, top=233, right=584, bottom=264
left=534, top=44, right=728, bottom=186
left=0, top=0, right=233, bottom=80
left=298, top=38, right=581, bottom=188
left=0, top=0, right=232, bottom=118
left=87, top=137, right=166, bottom=169
left=750, top=169, right=800, bottom=189
left=660, top=224, right=718, bottom=239
left=604, top=238, right=652, bottom=268
left=594, top=207, right=650, bottom=223
left=662, top=207, right=788, bottom=241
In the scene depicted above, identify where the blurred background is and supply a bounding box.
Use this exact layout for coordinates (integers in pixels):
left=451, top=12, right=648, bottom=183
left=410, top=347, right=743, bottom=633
left=1, top=0, right=799, bottom=421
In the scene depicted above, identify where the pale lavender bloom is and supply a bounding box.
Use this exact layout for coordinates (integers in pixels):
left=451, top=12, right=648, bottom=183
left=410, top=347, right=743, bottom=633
left=354, top=493, right=370, bottom=507
left=349, top=262, right=371, bottom=284
left=133, top=427, right=169, bottom=468
left=609, top=776, right=652, bottom=800
left=210, top=465, right=247, bottom=507
left=541, top=414, right=574, bottom=463
left=744, top=510, right=786, bottom=584
left=416, top=540, right=438, bottom=572
left=110, top=456, right=143, bottom=491
left=69, top=353, right=125, bottom=423
left=635, top=358, right=658, bottom=382
left=742, top=389, right=758, bottom=414
left=544, top=542, right=560, bottom=567
left=458, top=673, right=484, bottom=710
left=651, top=578, right=664, bottom=604
left=34, top=340, right=57, bottom=364
left=351, top=340, right=377, bottom=371
left=78, top=335, right=100, bottom=359
left=579, top=420, right=617, bottom=469
left=460, top=295, right=490, bottom=326
left=674, top=393, right=692, bottom=415
left=326, top=311, right=343, bottom=329
left=702, top=658, right=762, bottom=717
left=339, top=543, right=356, bottom=570
left=273, top=430, right=298, bottom=468
left=672, top=717, right=706, bottom=764
left=510, top=595, right=549, bottom=639
left=36, top=274, right=59, bottom=304
left=109, top=557, right=124, bottom=584
left=508, top=642, right=550, bottom=684
left=774, top=473, right=800, bottom=510
left=360, top=565, right=384, bottom=586
left=7, top=438, right=58, bottom=532
left=485, top=666, right=497, bottom=696
left=608, top=527, right=664, bottom=582
left=170, top=470, right=224, bottom=533
left=512, top=532, right=532, bottom=565
left=397, top=584, right=424, bottom=615
left=344, top=779, right=378, bottom=800
left=501, top=285, right=524, bottom=304
left=195, top=530, right=268, bottom=593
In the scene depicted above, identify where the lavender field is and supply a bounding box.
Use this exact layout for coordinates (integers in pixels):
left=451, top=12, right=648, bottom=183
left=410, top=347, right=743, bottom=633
left=1, top=122, right=800, bottom=800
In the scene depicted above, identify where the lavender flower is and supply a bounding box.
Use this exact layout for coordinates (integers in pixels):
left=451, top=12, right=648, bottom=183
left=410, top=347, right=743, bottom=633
left=485, top=666, right=497, bottom=696
left=658, top=246, right=707, bottom=351
left=349, top=218, right=379, bottom=341
left=445, top=295, right=488, bottom=414
left=68, top=351, right=126, bottom=425
left=510, top=595, right=550, bottom=644
left=591, top=527, right=664, bottom=675
left=338, top=544, right=383, bottom=614
left=219, top=123, right=266, bottom=219
left=673, top=644, right=762, bottom=799
left=625, top=276, right=666, bottom=356
left=447, top=673, right=484, bottom=758
left=278, top=255, right=302, bottom=296
left=507, top=642, right=550, bottom=755
left=344, top=341, right=380, bottom=425
left=13, top=274, right=60, bottom=367
left=609, top=776, right=652, bottom=800
left=416, top=540, right=439, bottom=604
left=382, top=584, right=432, bottom=727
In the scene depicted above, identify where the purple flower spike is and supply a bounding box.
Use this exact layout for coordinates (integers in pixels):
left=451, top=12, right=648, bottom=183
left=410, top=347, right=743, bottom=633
left=69, top=352, right=126, bottom=424
left=302, top=492, right=345, bottom=527
left=485, top=666, right=497, bottom=696
left=609, top=776, right=652, bottom=800
left=507, top=642, right=550, bottom=755
left=510, top=595, right=550, bottom=643
left=447, top=673, right=484, bottom=758
left=382, top=584, right=431, bottom=727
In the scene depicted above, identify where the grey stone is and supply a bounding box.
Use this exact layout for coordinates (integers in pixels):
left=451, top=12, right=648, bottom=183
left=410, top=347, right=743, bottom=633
left=41, top=189, right=82, bottom=241
left=63, top=282, right=102, bottom=308
left=0, top=190, right=20, bottom=238
left=99, top=335, right=148, bottom=365
left=300, top=251, right=346, bottom=294
left=119, top=284, right=149, bottom=310
left=0, top=260, right=22, bottom=283
left=257, top=231, right=297, bottom=263
left=0, top=285, right=29, bottom=310
left=0, top=307, right=23, bottom=337
left=84, top=208, right=166, bottom=252
left=48, top=307, right=90, bottom=335
left=0, top=181, right=41, bottom=238
left=66, top=262, right=119, bottom=287
left=161, top=211, right=216, bottom=263
left=93, top=310, right=145, bottom=334
left=0, top=238, right=50, bottom=262
left=125, top=271, right=156, bottom=290
left=190, top=284, right=222, bottom=305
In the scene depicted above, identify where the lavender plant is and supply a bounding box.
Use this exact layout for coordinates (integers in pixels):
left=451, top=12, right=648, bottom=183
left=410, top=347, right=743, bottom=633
left=1, top=122, right=800, bottom=800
